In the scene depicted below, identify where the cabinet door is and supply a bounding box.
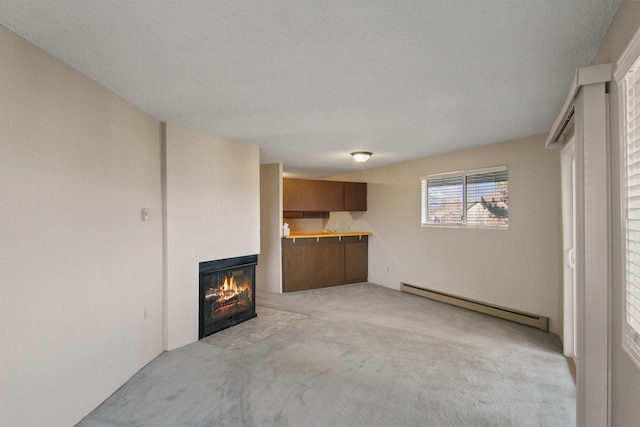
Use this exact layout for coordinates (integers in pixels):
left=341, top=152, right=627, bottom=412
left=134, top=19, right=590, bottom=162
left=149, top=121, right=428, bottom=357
left=344, top=238, right=368, bottom=283
left=315, top=180, right=344, bottom=211
left=344, top=182, right=367, bottom=211
left=282, top=238, right=345, bottom=292
left=283, top=179, right=344, bottom=212
left=283, top=179, right=314, bottom=211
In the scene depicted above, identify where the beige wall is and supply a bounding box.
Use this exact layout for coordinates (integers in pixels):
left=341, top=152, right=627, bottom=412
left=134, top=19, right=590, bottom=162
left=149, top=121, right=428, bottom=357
left=332, top=134, right=564, bottom=335
left=164, top=123, right=260, bottom=350
left=257, top=163, right=283, bottom=293
left=592, top=1, right=640, bottom=424
left=0, top=25, right=262, bottom=425
left=0, top=26, right=164, bottom=426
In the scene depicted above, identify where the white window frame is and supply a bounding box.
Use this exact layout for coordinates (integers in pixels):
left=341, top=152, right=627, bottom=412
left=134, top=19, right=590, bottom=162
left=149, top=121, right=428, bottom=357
left=615, top=27, right=640, bottom=371
left=421, top=165, right=509, bottom=229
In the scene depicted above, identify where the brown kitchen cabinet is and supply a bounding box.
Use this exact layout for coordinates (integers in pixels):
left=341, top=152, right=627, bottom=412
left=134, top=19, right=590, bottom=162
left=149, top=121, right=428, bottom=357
left=344, top=182, right=367, bottom=211
left=283, top=178, right=367, bottom=215
left=344, top=237, right=368, bottom=283
left=282, top=235, right=368, bottom=292
left=283, top=179, right=343, bottom=212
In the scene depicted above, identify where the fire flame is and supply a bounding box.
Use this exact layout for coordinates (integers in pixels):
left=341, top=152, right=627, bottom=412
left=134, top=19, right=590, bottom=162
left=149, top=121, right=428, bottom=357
left=205, top=273, right=252, bottom=313
left=220, top=275, right=238, bottom=301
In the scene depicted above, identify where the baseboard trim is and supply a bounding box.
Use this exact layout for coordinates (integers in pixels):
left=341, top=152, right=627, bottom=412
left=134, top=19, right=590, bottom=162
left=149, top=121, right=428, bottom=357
left=400, top=283, right=549, bottom=332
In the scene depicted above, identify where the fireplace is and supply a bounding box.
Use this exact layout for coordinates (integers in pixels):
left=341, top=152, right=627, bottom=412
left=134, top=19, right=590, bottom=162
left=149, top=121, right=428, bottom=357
left=199, top=254, right=257, bottom=339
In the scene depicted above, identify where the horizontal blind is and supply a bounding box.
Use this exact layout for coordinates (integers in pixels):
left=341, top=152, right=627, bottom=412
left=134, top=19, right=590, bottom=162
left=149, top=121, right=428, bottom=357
left=466, top=168, right=509, bottom=226
left=422, top=175, right=463, bottom=225
left=624, top=58, right=640, bottom=368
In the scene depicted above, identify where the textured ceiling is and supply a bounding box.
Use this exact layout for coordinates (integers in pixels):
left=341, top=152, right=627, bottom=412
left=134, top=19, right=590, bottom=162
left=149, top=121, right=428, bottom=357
left=0, top=0, right=622, bottom=178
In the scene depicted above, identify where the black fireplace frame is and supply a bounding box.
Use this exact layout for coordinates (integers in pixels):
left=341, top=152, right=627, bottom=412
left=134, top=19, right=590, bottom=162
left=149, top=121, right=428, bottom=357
left=199, top=254, right=258, bottom=339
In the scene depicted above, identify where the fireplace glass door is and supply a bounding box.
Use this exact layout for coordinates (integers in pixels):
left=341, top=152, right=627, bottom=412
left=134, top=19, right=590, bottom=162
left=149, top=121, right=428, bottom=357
left=199, top=255, right=257, bottom=338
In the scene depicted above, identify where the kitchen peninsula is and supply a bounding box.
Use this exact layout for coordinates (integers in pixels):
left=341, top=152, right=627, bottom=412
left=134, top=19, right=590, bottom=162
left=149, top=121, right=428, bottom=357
left=284, top=231, right=372, bottom=239
left=282, top=231, right=371, bottom=292
left=281, top=178, right=371, bottom=292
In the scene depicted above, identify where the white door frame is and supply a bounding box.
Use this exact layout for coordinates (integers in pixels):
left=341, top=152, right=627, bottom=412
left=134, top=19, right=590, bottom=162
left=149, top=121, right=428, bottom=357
left=561, top=138, right=577, bottom=359
left=574, top=82, right=611, bottom=427
left=546, top=64, right=611, bottom=426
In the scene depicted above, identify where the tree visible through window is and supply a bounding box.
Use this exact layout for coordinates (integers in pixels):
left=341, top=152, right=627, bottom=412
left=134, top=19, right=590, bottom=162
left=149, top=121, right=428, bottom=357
left=421, top=166, right=509, bottom=228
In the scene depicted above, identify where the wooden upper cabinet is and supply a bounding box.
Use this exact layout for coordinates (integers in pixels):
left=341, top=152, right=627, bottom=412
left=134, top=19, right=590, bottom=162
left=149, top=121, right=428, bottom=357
left=344, top=182, right=367, bottom=211
left=282, top=179, right=342, bottom=211
left=283, top=179, right=316, bottom=211
left=283, top=178, right=366, bottom=212
left=315, top=180, right=344, bottom=211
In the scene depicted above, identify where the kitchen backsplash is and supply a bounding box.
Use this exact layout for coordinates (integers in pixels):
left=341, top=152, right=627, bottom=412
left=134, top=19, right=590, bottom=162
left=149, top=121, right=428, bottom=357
left=286, top=212, right=372, bottom=233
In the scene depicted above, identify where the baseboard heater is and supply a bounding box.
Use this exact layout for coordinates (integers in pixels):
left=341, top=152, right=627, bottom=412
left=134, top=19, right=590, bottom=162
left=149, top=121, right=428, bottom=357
left=400, top=283, right=549, bottom=332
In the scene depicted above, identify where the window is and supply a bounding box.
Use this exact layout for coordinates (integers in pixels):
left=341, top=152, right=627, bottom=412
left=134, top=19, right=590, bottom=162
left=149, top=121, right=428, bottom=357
left=619, top=46, right=640, bottom=370
left=421, top=166, right=508, bottom=228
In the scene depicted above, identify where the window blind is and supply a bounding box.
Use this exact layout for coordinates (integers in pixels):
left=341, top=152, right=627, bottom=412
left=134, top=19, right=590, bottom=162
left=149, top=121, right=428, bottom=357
left=622, top=53, right=640, bottom=366
left=623, top=56, right=640, bottom=369
left=421, top=166, right=508, bottom=228
left=466, top=169, right=509, bottom=226
left=423, top=175, right=464, bottom=225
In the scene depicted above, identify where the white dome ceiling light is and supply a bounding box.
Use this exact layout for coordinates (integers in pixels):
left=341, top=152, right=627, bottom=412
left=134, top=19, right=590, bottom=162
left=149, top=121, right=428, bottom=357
left=351, top=151, right=372, bottom=163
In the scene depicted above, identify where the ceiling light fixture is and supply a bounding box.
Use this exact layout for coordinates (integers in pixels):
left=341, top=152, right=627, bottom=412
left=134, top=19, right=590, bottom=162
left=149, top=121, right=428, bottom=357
left=351, top=151, right=372, bottom=163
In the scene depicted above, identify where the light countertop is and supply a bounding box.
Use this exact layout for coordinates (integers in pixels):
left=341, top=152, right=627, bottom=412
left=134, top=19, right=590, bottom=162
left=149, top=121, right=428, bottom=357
left=283, top=231, right=373, bottom=239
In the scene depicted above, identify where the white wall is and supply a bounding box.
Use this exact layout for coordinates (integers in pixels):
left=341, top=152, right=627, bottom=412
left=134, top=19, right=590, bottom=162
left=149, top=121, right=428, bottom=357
left=332, top=135, right=564, bottom=334
left=592, top=1, right=640, bottom=424
left=257, top=163, right=283, bottom=293
left=164, top=123, right=260, bottom=350
left=0, top=25, right=164, bottom=427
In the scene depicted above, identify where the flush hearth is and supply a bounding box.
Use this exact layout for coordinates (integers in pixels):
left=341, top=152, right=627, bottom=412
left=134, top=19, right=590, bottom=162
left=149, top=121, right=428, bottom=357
left=199, top=254, right=257, bottom=339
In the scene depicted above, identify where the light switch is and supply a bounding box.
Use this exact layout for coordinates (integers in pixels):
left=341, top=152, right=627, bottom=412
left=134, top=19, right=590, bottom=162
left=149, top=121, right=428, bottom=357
left=141, top=208, right=150, bottom=221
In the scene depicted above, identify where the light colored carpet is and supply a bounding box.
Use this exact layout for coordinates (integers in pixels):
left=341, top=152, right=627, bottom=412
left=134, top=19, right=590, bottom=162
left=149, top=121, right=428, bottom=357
left=202, top=306, right=308, bottom=349
left=77, top=283, right=575, bottom=427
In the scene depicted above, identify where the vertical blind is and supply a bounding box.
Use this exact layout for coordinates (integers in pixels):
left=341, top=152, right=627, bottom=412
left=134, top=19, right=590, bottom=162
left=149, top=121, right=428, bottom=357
left=421, top=166, right=508, bottom=228
left=623, top=57, right=640, bottom=368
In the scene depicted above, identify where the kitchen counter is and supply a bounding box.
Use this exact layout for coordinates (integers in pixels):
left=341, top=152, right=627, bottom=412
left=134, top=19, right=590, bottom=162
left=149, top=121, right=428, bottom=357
left=283, top=231, right=373, bottom=239
left=281, top=232, right=370, bottom=291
